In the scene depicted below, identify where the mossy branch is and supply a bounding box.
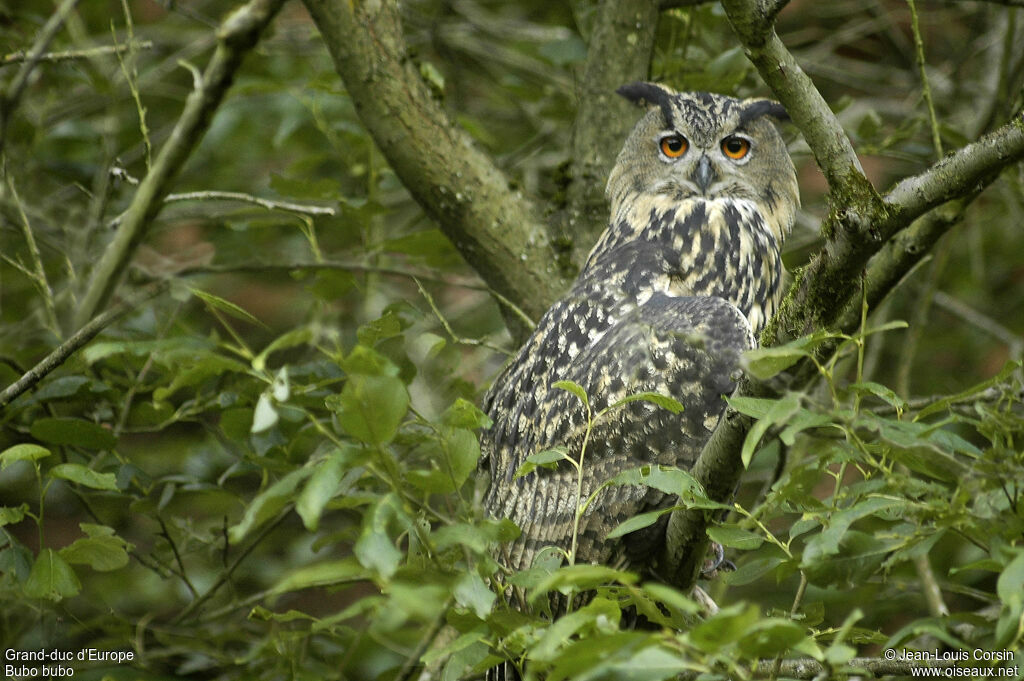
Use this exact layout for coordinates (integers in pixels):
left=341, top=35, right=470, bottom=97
left=74, top=0, right=286, bottom=329
left=664, top=0, right=1024, bottom=592
left=301, top=0, right=567, bottom=326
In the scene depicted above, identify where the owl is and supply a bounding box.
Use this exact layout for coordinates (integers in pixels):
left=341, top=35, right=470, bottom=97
left=479, top=82, right=799, bottom=597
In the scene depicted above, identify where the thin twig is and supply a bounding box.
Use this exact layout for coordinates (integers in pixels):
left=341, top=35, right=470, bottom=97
left=0, top=283, right=167, bottom=408
left=0, top=0, right=83, bottom=157
left=114, top=0, right=152, bottom=170
left=156, top=515, right=200, bottom=598
left=164, top=190, right=336, bottom=216
left=171, top=260, right=535, bottom=329
left=906, top=0, right=944, bottom=159
left=5, top=174, right=59, bottom=334
left=413, top=278, right=513, bottom=357
left=1, top=40, right=154, bottom=66
left=74, top=0, right=288, bottom=328
left=171, top=507, right=290, bottom=624
left=932, top=290, right=1024, bottom=357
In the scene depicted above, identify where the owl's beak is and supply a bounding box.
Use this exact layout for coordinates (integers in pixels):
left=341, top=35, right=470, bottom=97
left=692, top=155, right=716, bottom=194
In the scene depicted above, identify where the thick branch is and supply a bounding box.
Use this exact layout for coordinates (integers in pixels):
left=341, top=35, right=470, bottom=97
left=884, top=112, right=1024, bottom=224
left=74, top=0, right=286, bottom=328
left=665, top=1, right=1024, bottom=587
left=662, top=403, right=755, bottom=583
left=301, top=0, right=566, bottom=326
left=835, top=196, right=973, bottom=333
left=720, top=0, right=868, bottom=195
left=563, top=0, right=661, bottom=268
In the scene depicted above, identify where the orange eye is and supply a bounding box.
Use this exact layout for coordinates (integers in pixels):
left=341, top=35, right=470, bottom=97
left=722, top=136, right=751, bottom=160
left=659, top=135, right=688, bottom=159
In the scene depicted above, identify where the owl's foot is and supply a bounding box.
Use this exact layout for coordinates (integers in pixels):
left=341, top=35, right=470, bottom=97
left=700, top=541, right=735, bottom=579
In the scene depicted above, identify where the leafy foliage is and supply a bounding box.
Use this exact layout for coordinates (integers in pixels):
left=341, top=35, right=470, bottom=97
left=1, top=0, right=1023, bottom=680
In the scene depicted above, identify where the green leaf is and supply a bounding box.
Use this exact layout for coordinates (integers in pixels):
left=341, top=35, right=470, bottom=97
left=689, top=602, right=762, bottom=652
left=801, top=530, right=895, bottom=587
left=270, top=557, right=367, bottom=595
left=339, top=344, right=400, bottom=377
left=724, top=556, right=788, bottom=586
left=607, top=508, right=675, bottom=539
left=610, top=465, right=724, bottom=509
left=726, top=396, right=777, bottom=420
left=60, top=525, right=131, bottom=571
left=354, top=495, right=403, bottom=578
left=742, top=330, right=840, bottom=380
left=849, top=381, right=907, bottom=412
left=190, top=287, right=264, bottom=327
left=707, top=525, right=764, bottom=550
left=743, top=346, right=810, bottom=380
left=442, top=398, right=493, bottom=430
left=552, top=380, right=588, bottom=409
left=355, top=530, right=402, bottom=579
left=813, top=497, right=901, bottom=556
left=24, top=549, right=81, bottom=601
left=514, top=447, right=571, bottom=479
left=996, top=549, right=1024, bottom=606
left=861, top=320, right=909, bottom=336
left=30, top=417, right=117, bottom=450
left=529, top=597, right=621, bottom=662
left=642, top=583, right=701, bottom=616
left=251, top=393, right=279, bottom=433
left=608, top=391, right=684, bottom=414
left=779, top=409, right=836, bottom=446
left=296, top=448, right=352, bottom=531
left=0, top=504, right=29, bottom=527
left=48, top=463, right=118, bottom=491
left=328, top=374, right=409, bottom=445
left=737, top=392, right=802, bottom=467
left=453, top=572, right=495, bottom=619
left=949, top=558, right=1003, bottom=575
left=152, top=351, right=250, bottom=402
left=738, top=618, right=809, bottom=658
left=529, top=564, right=637, bottom=605
left=228, top=467, right=313, bottom=543
left=253, top=327, right=313, bottom=371
left=444, top=428, right=480, bottom=487
left=0, top=443, right=51, bottom=470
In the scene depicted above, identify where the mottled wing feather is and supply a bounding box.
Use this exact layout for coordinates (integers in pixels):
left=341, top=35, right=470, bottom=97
left=482, top=292, right=753, bottom=572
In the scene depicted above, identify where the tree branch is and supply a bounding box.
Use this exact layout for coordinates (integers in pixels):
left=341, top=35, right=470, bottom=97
left=301, top=0, right=566, bottom=327
left=753, top=656, right=954, bottom=679
left=562, top=0, right=661, bottom=268
left=0, top=0, right=82, bottom=158
left=664, top=0, right=1024, bottom=591
left=0, top=284, right=166, bottom=409
left=0, top=40, right=153, bottom=67
left=884, top=112, right=1024, bottom=225
left=720, top=0, right=869, bottom=196
left=74, top=0, right=287, bottom=329
left=163, top=190, right=337, bottom=216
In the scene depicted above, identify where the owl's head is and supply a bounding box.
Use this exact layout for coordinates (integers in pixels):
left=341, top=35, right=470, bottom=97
left=607, top=82, right=799, bottom=244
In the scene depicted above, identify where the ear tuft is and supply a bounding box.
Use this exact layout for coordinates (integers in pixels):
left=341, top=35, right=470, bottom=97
left=739, top=99, right=790, bottom=126
left=616, top=82, right=678, bottom=128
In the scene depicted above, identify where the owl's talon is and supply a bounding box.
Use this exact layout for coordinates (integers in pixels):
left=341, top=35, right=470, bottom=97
left=701, top=541, right=734, bottom=578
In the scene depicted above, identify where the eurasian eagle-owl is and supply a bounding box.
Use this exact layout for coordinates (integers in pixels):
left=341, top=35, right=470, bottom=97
left=480, top=82, right=799, bottom=589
